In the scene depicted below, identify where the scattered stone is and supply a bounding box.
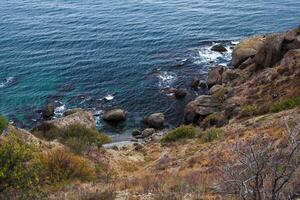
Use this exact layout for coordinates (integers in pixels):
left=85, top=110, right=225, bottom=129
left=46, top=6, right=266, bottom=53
left=41, top=104, right=55, bottom=120
left=103, top=109, right=126, bottom=122
left=207, top=68, right=222, bottom=88
left=232, top=36, right=265, bottom=67
left=211, top=44, right=227, bottom=52
left=191, top=77, right=200, bottom=88
left=184, top=95, right=222, bottom=123
left=174, top=89, right=187, bottom=99
left=147, top=113, right=165, bottom=129
left=142, top=128, right=155, bottom=138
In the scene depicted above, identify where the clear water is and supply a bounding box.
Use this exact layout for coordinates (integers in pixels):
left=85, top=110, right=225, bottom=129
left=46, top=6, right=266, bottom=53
left=0, top=0, right=299, bottom=140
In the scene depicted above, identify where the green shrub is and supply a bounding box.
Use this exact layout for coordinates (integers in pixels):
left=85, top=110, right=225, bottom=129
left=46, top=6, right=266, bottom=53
left=199, top=128, right=223, bottom=143
left=34, top=124, right=111, bottom=153
left=0, top=116, right=8, bottom=133
left=241, top=104, right=257, bottom=117
left=0, top=133, right=40, bottom=192
left=161, top=125, right=197, bottom=142
left=37, top=148, right=95, bottom=183
left=271, top=96, right=300, bottom=113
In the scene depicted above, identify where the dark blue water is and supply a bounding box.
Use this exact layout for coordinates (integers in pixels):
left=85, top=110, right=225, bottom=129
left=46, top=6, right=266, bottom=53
left=0, top=0, right=299, bottom=140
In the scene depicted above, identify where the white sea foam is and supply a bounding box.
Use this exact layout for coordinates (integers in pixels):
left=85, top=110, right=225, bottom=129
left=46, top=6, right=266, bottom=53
left=195, top=42, right=233, bottom=65
left=157, top=71, right=177, bottom=88
left=0, top=77, right=15, bottom=88
left=54, top=102, right=66, bottom=117
left=231, top=41, right=239, bottom=45
left=105, top=94, right=114, bottom=101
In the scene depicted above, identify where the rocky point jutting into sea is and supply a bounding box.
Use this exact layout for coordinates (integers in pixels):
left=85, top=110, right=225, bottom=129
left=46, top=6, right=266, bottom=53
left=0, top=24, right=300, bottom=199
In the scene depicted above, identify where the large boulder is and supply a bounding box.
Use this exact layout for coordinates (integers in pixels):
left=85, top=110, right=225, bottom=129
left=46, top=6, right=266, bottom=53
left=41, top=103, right=55, bottom=120
left=207, top=68, right=222, bottom=88
left=146, top=113, right=165, bottom=129
left=208, top=85, right=224, bottom=95
left=103, top=109, right=126, bottom=122
left=232, top=36, right=265, bottom=67
left=254, top=34, right=285, bottom=68
left=34, top=109, right=96, bottom=132
left=184, top=95, right=222, bottom=124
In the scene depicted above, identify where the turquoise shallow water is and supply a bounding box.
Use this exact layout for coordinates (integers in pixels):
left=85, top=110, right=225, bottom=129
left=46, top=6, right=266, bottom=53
left=0, top=0, right=299, bottom=140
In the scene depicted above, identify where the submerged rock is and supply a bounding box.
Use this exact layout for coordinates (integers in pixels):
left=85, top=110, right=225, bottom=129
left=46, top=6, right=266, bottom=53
left=211, top=44, right=227, bottom=52
left=174, top=89, right=187, bottom=99
left=103, top=109, right=126, bottom=122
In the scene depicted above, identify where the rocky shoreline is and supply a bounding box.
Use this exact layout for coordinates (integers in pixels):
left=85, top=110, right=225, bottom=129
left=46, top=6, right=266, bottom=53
left=1, top=24, right=300, bottom=199
left=34, top=24, right=300, bottom=146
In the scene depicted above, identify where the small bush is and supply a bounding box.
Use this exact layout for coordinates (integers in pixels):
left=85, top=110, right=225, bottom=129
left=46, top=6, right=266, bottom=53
left=161, top=125, right=197, bottom=142
left=0, top=133, right=40, bottom=192
left=199, top=128, right=223, bottom=143
left=37, top=148, right=95, bottom=183
left=34, top=124, right=111, bottom=153
left=271, top=96, right=300, bottom=113
left=241, top=104, right=257, bottom=117
left=0, top=116, right=8, bottom=133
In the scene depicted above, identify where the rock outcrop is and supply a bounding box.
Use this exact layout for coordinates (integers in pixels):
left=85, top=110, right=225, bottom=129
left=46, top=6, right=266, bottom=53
left=184, top=95, right=222, bottom=124
left=232, top=36, right=265, bottom=67
left=34, top=109, right=96, bottom=131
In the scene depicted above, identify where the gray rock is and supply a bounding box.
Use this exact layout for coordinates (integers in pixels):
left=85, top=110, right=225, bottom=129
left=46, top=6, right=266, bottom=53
left=142, top=128, right=156, bottom=137
left=184, top=95, right=222, bottom=123
left=103, top=109, right=126, bottom=122
left=211, top=44, right=227, bottom=52
left=232, top=36, right=265, bottom=67
left=147, top=113, right=165, bottom=129
left=174, top=89, right=187, bottom=99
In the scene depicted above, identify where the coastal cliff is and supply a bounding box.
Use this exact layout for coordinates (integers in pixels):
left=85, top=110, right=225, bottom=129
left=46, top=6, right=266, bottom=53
left=1, top=25, right=300, bottom=199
